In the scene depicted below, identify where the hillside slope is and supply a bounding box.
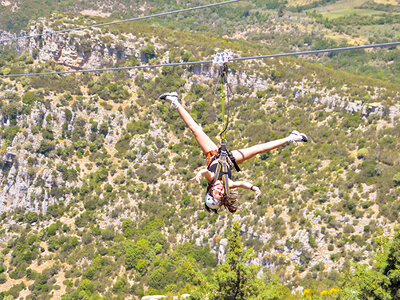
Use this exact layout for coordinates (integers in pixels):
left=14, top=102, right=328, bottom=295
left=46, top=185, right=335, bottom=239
left=0, top=13, right=400, bottom=299
left=2, top=0, right=400, bottom=84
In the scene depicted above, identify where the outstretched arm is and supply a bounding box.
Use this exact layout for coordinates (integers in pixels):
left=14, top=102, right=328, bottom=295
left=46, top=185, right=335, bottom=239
left=190, top=169, right=214, bottom=184
left=230, top=181, right=261, bottom=199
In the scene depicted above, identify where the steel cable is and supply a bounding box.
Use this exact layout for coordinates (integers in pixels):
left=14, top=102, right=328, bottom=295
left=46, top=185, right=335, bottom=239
left=1, top=41, right=399, bottom=78
left=0, top=0, right=239, bottom=43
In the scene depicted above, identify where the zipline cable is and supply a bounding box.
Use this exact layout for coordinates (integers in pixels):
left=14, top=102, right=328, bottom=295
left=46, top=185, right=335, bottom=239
left=1, top=41, right=400, bottom=78
left=230, top=41, right=400, bottom=62
left=0, top=0, right=239, bottom=43
left=0, top=60, right=213, bottom=77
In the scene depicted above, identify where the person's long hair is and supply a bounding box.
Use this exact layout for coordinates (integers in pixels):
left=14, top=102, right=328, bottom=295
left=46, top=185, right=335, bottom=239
left=222, top=191, right=239, bottom=213
left=205, top=184, right=239, bottom=214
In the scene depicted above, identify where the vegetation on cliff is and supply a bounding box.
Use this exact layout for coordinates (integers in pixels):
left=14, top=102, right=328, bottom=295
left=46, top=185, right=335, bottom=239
left=0, top=0, right=399, bottom=298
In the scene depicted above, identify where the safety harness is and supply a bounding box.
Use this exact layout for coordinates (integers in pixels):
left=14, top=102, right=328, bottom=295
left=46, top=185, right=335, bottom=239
left=209, top=143, right=240, bottom=198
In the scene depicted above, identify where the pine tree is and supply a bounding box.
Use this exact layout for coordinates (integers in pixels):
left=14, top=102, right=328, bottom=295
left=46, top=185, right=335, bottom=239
left=383, top=231, right=400, bottom=299
left=203, top=221, right=290, bottom=299
left=211, top=221, right=256, bottom=299
left=340, top=230, right=400, bottom=299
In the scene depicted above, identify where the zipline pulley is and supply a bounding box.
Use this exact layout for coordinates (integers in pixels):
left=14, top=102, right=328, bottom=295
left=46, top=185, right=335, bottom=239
left=213, top=51, right=233, bottom=97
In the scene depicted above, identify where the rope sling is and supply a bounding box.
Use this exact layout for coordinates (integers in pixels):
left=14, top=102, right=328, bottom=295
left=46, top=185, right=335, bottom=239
left=210, top=52, right=240, bottom=200
left=214, top=63, right=232, bottom=142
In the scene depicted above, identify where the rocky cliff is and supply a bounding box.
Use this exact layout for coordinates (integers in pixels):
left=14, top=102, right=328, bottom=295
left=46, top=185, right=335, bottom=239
left=1, top=16, right=400, bottom=296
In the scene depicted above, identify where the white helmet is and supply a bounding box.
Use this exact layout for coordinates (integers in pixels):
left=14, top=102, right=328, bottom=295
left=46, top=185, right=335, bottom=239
left=204, top=193, right=220, bottom=209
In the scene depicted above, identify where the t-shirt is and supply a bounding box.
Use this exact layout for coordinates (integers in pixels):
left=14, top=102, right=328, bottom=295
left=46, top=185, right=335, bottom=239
left=207, top=161, right=232, bottom=180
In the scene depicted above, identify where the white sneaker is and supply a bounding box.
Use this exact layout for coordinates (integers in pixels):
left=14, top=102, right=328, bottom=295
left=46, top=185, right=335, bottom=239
left=159, top=92, right=180, bottom=108
left=288, top=130, right=308, bottom=144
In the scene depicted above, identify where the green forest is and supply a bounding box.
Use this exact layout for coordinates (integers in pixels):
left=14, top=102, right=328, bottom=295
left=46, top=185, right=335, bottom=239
left=0, top=0, right=400, bottom=299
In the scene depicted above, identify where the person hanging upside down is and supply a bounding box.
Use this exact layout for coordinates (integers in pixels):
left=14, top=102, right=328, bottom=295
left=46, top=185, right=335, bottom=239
left=159, top=92, right=308, bottom=214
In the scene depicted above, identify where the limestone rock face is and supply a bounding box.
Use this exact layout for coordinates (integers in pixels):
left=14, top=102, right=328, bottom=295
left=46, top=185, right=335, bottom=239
left=0, top=151, right=61, bottom=214
left=0, top=89, right=78, bottom=214
left=311, top=91, right=397, bottom=118
left=8, top=20, right=146, bottom=70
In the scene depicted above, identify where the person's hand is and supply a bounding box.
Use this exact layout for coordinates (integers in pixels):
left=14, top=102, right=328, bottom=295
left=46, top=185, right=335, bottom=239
left=190, top=172, right=202, bottom=184
left=253, top=187, right=261, bottom=200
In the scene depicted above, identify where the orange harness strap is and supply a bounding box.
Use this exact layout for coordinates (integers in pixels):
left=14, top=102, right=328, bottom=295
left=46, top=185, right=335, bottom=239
left=205, top=149, right=218, bottom=166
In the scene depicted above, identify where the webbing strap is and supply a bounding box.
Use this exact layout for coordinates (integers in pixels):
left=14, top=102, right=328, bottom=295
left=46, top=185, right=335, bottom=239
left=221, top=155, right=230, bottom=197
left=212, top=158, right=222, bottom=185
left=211, top=143, right=231, bottom=198
left=227, top=150, right=240, bottom=172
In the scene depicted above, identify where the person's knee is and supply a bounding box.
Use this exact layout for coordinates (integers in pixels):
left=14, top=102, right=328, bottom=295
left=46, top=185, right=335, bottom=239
left=191, top=124, right=203, bottom=135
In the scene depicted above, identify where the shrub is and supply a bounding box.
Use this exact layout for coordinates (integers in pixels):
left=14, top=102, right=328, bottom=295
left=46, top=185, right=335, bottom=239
left=198, top=211, right=206, bottom=220
left=148, top=267, right=168, bottom=290
left=127, top=120, right=150, bottom=135
left=65, top=108, right=73, bottom=121
left=83, top=199, right=96, bottom=211
left=137, top=164, right=162, bottom=184
left=343, top=224, right=355, bottom=234
left=393, top=172, right=400, bottom=186
left=141, top=44, right=156, bottom=61
left=122, top=219, right=136, bottom=238
left=25, top=212, right=38, bottom=224
left=357, top=148, right=369, bottom=159
left=115, top=134, right=132, bottom=154
left=0, top=273, right=6, bottom=284
left=104, top=184, right=113, bottom=193
left=37, top=140, right=55, bottom=154
left=112, top=276, right=129, bottom=294
left=342, top=114, right=361, bottom=128
left=1, top=125, right=19, bottom=142
left=22, top=91, right=43, bottom=105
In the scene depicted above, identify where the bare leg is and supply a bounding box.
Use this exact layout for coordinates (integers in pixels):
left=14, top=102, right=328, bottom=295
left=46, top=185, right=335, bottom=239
left=176, top=106, right=218, bottom=154
left=231, top=138, right=289, bottom=164
left=162, top=93, right=307, bottom=159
